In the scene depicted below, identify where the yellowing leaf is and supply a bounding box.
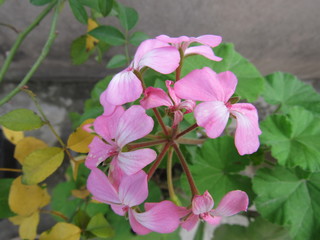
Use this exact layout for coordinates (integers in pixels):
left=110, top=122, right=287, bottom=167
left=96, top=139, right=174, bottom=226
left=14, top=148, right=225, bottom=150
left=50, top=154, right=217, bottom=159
left=2, top=127, right=24, bottom=145
left=72, top=189, right=90, bottom=199
left=39, top=222, right=81, bottom=240
left=19, top=211, right=40, bottom=240
left=9, top=215, right=25, bottom=225
left=9, top=177, right=51, bottom=216
left=22, top=147, right=64, bottom=185
left=67, top=119, right=94, bottom=153
left=71, top=155, right=86, bottom=180
left=86, top=18, right=99, bottom=51
left=14, top=137, right=48, bottom=165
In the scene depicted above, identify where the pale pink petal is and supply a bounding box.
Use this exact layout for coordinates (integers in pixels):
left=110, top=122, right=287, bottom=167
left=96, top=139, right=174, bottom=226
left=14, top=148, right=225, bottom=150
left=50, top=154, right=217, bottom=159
left=178, top=100, right=196, bottom=113
left=230, top=103, right=261, bottom=155
left=166, top=80, right=180, bottom=105
left=216, top=71, right=238, bottom=102
left=211, top=190, right=249, bottom=216
left=156, top=35, right=190, bottom=45
left=133, top=39, right=170, bottom=66
left=131, top=201, right=181, bottom=233
left=194, top=101, right=229, bottom=138
left=106, top=69, right=143, bottom=105
left=174, top=67, right=223, bottom=101
left=173, top=111, right=184, bottom=127
left=144, top=203, right=190, bottom=218
left=85, top=137, right=117, bottom=169
left=181, top=213, right=199, bottom=231
left=202, top=214, right=222, bottom=226
left=93, top=106, right=124, bottom=141
left=111, top=204, right=127, bottom=216
left=115, top=106, right=154, bottom=148
left=118, top=171, right=148, bottom=207
left=108, top=160, right=126, bottom=191
left=99, top=90, right=117, bottom=116
left=117, top=149, right=157, bottom=175
left=192, top=191, right=214, bottom=215
left=140, top=87, right=172, bottom=109
left=128, top=209, right=152, bottom=235
left=138, top=46, right=180, bottom=74
left=193, top=35, right=222, bottom=47
left=185, top=45, right=222, bottom=61
left=87, top=168, right=120, bottom=204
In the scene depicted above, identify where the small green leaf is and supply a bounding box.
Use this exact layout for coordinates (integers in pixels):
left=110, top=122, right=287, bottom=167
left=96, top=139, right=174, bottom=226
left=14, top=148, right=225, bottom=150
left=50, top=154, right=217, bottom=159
left=0, top=109, right=43, bottom=131
left=129, top=31, right=149, bottom=46
left=89, top=25, right=125, bottom=46
left=0, top=0, right=6, bottom=6
left=73, top=210, right=90, bottom=229
left=263, top=72, right=320, bottom=114
left=30, top=0, right=53, bottom=6
left=253, top=166, right=320, bottom=240
left=69, top=0, right=88, bottom=24
left=106, top=54, right=127, bottom=68
left=115, top=2, right=139, bottom=30
left=71, top=35, right=92, bottom=65
left=22, top=147, right=64, bottom=185
left=261, top=107, right=320, bottom=171
left=98, top=0, right=113, bottom=16
left=87, top=213, right=114, bottom=238
left=0, top=178, right=15, bottom=219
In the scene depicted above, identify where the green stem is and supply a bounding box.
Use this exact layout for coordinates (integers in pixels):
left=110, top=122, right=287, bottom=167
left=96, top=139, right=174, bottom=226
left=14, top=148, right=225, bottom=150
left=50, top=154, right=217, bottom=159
left=176, top=123, right=198, bottom=139
left=0, top=1, right=60, bottom=106
left=166, top=147, right=176, bottom=201
left=124, top=29, right=131, bottom=65
left=0, top=1, right=57, bottom=85
left=147, top=143, right=171, bottom=180
left=173, top=143, right=199, bottom=196
left=127, top=139, right=168, bottom=150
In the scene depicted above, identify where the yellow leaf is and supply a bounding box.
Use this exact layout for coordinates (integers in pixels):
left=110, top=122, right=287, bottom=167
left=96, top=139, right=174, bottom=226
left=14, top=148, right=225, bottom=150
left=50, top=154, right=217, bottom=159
left=71, top=155, right=86, bottom=180
left=9, top=177, right=51, bottom=216
left=39, top=222, right=81, bottom=240
left=14, top=136, right=48, bottom=165
left=86, top=18, right=99, bottom=51
left=2, top=126, right=24, bottom=145
left=19, top=211, right=40, bottom=240
left=72, top=188, right=90, bottom=199
left=9, top=215, right=25, bottom=225
left=22, top=147, right=64, bottom=185
left=67, top=119, right=94, bottom=153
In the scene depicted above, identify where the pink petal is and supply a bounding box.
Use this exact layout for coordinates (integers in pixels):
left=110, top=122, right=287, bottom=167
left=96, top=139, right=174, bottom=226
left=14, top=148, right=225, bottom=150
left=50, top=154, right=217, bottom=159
left=211, top=190, right=249, bottom=216
left=194, top=101, right=230, bottom=138
left=181, top=213, right=199, bottom=231
left=131, top=201, right=181, bottom=233
left=85, top=137, right=117, bottom=169
left=118, top=171, right=148, bottom=207
left=117, top=149, right=157, bottom=175
left=173, top=110, right=184, bottom=127
left=110, top=204, right=127, bottom=216
left=128, top=209, right=152, bottom=235
left=99, top=90, right=117, bottom=116
left=216, top=71, right=238, bottom=102
left=230, top=103, right=262, bottom=155
left=138, top=46, right=180, bottom=74
left=192, top=191, right=214, bottom=215
left=133, top=39, right=170, bottom=66
left=115, top=105, right=154, bottom=148
left=178, top=100, right=196, bottom=113
left=166, top=80, right=181, bottom=105
left=185, top=45, right=222, bottom=61
left=106, top=69, right=143, bottom=105
left=140, top=87, right=172, bottom=109
left=93, top=106, right=124, bottom=142
left=202, top=214, right=222, bottom=226
left=174, top=67, right=223, bottom=101
left=193, top=35, right=222, bottom=47
left=108, top=160, right=126, bottom=191
left=156, top=35, right=190, bottom=45
left=87, top=168, right=120, bottom=204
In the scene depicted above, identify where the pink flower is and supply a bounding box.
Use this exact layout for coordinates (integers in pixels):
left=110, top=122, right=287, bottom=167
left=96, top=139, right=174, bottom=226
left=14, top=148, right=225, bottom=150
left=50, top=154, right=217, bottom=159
left=181, top=190, right=249, bottom=231
left=87, top=168, right=182, bottom=235
left=102, top=39, right=180, bottom=105
left=140, top=80, right=195, bottom=126
left=85, top=105, right=157, bottom=175
left=174, top=67, right=262, bottom=155
left=156, top=34, right=222, bottom=61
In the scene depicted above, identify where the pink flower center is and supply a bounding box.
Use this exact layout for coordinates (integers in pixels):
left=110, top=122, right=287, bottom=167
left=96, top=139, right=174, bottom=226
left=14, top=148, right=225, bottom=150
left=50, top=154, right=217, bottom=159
left=225, top=101, right=233, bottom=109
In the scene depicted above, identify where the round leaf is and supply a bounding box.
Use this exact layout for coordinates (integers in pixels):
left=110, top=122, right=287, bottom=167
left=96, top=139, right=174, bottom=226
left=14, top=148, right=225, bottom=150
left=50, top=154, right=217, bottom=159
left=22, top=147, right=64, bottom=185
left=87, top=213, right=114, bottom=238
left=39, top=222, right=81, bottom=240
left=67, top=119, right=94, bottom=153
left=69, top=0, right=88, bottom=24
left=2, top=127, right=24, bottom=145
left=106, top=54, right=127, bottom=69
left=18, top=211, right=40, bottom=240
left=129, top=31, right=149, bottom=46
left=89, top=25, right=125, bottom=46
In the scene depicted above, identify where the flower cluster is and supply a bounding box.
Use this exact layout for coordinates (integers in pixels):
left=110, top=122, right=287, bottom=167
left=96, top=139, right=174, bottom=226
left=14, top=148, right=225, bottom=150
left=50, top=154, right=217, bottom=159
left=85, top=34, right=260, bottom=234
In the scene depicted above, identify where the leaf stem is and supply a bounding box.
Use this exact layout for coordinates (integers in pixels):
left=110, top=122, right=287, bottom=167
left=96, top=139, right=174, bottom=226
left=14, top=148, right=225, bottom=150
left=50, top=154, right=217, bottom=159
left=147, top=142, right=171, bottom=180
left=0, top=168, right=22, bottom=173
left=0, top=22, right=20, bottom=34
left=41, top=209, right=68, bottom=221
left=176, top=123, right=198, bottom=139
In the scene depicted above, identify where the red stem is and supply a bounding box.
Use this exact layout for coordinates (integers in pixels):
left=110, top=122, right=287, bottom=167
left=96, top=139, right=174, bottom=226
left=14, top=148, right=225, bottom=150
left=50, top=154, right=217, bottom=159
left=176, top=123, right=198, bottom=139
left=148, top=143, right=171, bottom=180
left=152, top=108, right=169, bottom=136
left=127, top=139, right=168, bottom=150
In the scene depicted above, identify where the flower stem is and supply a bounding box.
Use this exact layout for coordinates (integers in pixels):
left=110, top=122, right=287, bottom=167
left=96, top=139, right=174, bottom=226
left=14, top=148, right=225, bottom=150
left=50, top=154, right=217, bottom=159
left=127, top=139, right=168, bottom=150
left=166, top=147, right=178, bottom=202
left=148, top=142, right=171, bottom=180
left=175, top=48, right=184, bottom=81
left=173, top=143, right=199, bottom=196
left=176, top=123, right=198, bottom=139
left=176, top=138, right=205, bottom=145
left=0, top=1, right=57, bottom=85
left=0, top=168, right=22, bottom=173
left=0, top=1, right=60, bottom=106
left=152, top=108, right=169, bottom=136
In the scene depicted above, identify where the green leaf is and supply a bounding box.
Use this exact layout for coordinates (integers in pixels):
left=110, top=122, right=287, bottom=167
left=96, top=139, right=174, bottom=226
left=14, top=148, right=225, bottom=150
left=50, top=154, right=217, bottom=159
left=70, top=35, right=92, bottom=65
left=87, top=213, right=114, bottom=238
left=129, top=31, right=149, bottom=46
left=214, top=217, right=291, bottom=240
left=0, top=178, right=14, bottom=219
left=90, top=75, right=112, bottom=99
left=0, top=109, right=43, bottom=131
left=115, top=2, right=139, bottom=30
left=106, top=54, right=127, bottom=68
left=69, top=0, right=88, bottom=24
left=89, top=25, right=125, bottom=46
left=73, top=209, right=90, bottom=229
left=30, top=0, right=53, bottom=5
left=0, top=0, right=6, bottom=6
left=182, top=43, right=264, bottom=102
left=22, top=147, right=64, bottom=185
left=263, top=72, right=320, bottom=114
left=261, top=107, right=320, bottom=171
left=253, top=166, right=320, bottom=240
left=98, top=0, right=113, bottom=16
left=181, top=136, right=253, bottom=203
